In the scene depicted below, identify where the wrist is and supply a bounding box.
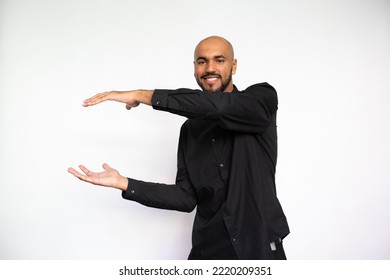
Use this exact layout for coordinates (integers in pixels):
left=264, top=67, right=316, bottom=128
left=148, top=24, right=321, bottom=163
left=116, top=175, right=129, bottom=191
left=136, top=90, right=153, bottom=105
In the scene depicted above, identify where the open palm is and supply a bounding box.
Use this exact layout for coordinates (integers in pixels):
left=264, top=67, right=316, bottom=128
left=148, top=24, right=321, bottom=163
left=68, top=163, right=126, bottom=190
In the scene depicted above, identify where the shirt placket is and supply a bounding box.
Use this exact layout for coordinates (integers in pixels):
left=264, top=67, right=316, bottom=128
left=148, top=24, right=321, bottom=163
left=211, top=137, right=229, bottom=184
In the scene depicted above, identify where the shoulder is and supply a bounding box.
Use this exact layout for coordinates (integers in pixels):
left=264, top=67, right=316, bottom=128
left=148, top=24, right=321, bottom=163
left=244, top=82, right=277, bottom=95
left=242, top=83, right=278, bottom=101
left=241, top=83, right=278, bottom=111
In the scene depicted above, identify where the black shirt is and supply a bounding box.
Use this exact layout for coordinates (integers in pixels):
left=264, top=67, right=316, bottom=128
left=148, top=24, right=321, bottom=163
left=122, top=83, right=290, bottom=259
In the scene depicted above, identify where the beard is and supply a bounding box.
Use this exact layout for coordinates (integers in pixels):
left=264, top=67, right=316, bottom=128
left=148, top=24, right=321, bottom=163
left=196, top=68, right=233, bottom=93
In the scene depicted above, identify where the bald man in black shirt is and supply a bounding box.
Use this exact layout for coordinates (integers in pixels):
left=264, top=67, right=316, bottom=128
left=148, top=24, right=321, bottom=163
left=68, top=36, right=289, bottom=259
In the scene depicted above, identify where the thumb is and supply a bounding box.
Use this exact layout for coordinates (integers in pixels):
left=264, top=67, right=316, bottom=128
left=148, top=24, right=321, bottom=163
left=102, top=163, right=111, bottom=171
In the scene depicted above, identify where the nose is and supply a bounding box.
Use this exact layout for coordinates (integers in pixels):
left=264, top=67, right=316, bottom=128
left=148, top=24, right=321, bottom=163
left=206, top=60, right=216, bottom=72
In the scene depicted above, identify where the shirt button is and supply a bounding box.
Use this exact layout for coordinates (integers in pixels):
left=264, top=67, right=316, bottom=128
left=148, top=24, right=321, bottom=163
left=156, top=100, right=161, bottom=105
left=211, top=138, right=215, bottom=143
left=130, top=190, right=135, bottom=194
left=219, top=163, right=224, bottom=168
left=232, top=238, right=236, bottom=242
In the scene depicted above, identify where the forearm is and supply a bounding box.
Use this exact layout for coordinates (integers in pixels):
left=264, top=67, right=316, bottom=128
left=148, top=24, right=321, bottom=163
left=133, top=89, right=154, bottom=106
left=122, top=178, right=197, bottom=213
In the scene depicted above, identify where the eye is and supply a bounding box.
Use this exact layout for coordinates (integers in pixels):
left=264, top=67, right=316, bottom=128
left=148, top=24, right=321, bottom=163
left=216, top=59, right=225, bottom=64
left=197, top=60, right=205, bottom=65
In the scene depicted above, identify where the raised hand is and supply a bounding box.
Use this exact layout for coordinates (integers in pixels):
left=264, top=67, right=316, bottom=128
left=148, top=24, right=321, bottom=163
left=82, top=90, right=153, bottom=110
left=68, top=163, right=128, bottom=191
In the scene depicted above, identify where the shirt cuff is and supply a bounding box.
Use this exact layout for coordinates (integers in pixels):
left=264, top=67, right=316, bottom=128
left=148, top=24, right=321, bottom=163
left=151, top=89, right=170, bottom=110
left=121, top=178, right=142, bottom=201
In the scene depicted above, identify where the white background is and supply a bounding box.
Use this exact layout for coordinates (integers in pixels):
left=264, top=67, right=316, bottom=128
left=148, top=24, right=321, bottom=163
left=0, top=0, right=389, bottom=260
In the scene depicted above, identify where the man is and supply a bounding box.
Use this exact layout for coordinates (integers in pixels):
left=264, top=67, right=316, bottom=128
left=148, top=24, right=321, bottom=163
left=68, top=36, right=289, bottom=260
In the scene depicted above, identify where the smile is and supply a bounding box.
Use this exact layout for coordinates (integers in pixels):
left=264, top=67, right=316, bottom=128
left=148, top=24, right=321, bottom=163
left=202, top=75, right=220, bottom=84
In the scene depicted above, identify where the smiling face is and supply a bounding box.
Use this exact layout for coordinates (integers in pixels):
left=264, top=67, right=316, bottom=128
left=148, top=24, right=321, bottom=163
left=194, top=36, right=237, bottom=93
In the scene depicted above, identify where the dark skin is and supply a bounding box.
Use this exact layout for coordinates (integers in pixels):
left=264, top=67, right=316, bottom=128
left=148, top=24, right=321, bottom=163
left=68, top=36, right=237, bottom=190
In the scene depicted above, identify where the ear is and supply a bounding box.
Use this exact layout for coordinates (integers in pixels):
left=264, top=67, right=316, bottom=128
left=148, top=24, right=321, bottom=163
left=232, top=59, right=237, bottom=75
left=193, top=61, right=197, bottom=78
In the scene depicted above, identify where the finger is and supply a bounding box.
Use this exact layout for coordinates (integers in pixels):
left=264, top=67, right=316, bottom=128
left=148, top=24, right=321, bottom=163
left=126, top=101, right=140, bottom=110
left=67, top=167, right=78, bottom=175
left=82, top=94, right=104, bottom=107
left=68, top=167, right=87, bottom=177
left=68, top=167, right=89, bottom=180
left=79, top=164, right=94, bottom=176
left=83, top=92, right=112, bottom=107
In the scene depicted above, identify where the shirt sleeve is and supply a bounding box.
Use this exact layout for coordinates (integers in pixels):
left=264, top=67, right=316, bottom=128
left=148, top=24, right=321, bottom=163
left=121, top=123, right=197, bottom=212
left=151, top=83, right=278, bottom=133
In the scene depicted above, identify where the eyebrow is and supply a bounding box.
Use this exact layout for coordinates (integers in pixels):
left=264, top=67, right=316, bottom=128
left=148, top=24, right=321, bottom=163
left=196, top=55, right=227, bottom=61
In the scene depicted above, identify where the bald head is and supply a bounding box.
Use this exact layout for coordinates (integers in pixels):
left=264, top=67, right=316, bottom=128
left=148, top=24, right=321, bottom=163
left=194, top=36, right=235, bottom=61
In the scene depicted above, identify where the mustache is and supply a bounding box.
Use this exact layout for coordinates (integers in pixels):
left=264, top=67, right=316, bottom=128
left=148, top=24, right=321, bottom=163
left=201, top=72, right=221, bottom=79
